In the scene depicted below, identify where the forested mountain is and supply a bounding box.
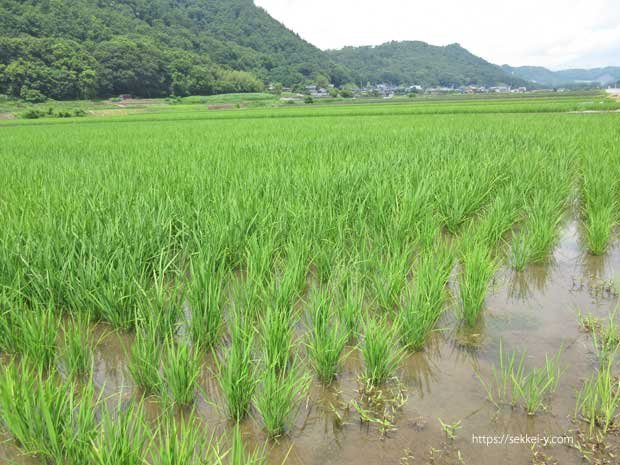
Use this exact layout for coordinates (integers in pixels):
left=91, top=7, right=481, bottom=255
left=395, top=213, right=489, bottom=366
left=0, top=0, right=350, bottom=100
left=503, top=65, right=620, bottom=87
left=327, top=41, right=529, bottom=87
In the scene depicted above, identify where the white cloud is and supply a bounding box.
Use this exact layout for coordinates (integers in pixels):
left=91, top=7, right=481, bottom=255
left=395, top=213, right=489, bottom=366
left=255, top=0, right=620, bottom=69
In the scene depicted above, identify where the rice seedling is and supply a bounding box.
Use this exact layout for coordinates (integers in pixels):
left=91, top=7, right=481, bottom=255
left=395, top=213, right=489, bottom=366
left=92, top=400, right=152, bottom=465
left=186, top=257, right=224, bottom=351
left=306, top=291, right=348, bottom=384
left=335, top=276, right=364, bottom=339
left=576, top=357, right=620, bottom=437
left=361, top=316, right=404, bottom=386
left=457, top=242, right=497, bottom=327
left=229, top=422, right=267, bottom=465
left=217, top=317, right=258, bottom=421
left=128, top=322, right=162, bottom=395
left=254, top=360, right=310, bottom=438
left=150, top=411, right=216, bottom=465
left=370, top=247, right=410, bottom=312
left=61, top=313, right=94, bottom=379
left=13, top=302, right=59, bottom=370
left=260, top=305, right=294, bottom=373
left=161, top=338, right=202, bottom=407
left=137, top=277, right=182, bottom=341
left=399, top=247, right=453, bottom=350
left=584, top=206, right=616, bottom=256
left=582, top=157, right=617, bottom=256
left=477, top=342, right=563, bottom=414
left=0, top=361, right=98, bottom=465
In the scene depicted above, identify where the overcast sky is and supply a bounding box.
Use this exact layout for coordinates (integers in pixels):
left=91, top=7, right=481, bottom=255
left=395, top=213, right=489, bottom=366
left=254, top=0, right=620, bottom=70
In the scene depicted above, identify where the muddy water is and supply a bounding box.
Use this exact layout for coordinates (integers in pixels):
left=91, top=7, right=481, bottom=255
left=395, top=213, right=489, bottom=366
left=1, top=220, right=619, bottom=465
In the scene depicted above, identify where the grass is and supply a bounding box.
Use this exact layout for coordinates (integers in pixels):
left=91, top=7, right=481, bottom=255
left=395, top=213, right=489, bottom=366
left=306, top=290, right=348, bottom=384
left=457, top=242, right=497, bottom=327
left=361, top=316, right=404, bottom=386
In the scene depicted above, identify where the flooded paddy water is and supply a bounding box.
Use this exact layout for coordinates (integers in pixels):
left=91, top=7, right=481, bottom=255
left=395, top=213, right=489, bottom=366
left=2, top=218, right=617, bottom=465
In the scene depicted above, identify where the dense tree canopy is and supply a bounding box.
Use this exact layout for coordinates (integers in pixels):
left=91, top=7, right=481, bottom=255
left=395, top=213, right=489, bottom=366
left=0, top=0, right=346, bottom=99
left=327, top=41, right=529, bottom=88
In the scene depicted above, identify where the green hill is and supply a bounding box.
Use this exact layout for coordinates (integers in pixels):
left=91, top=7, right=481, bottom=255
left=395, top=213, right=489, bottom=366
left=0, top=0, right=350, bottom=100
left=327, top=41, right=529, bottom=88
left=503, top=65, right=620, bottom=87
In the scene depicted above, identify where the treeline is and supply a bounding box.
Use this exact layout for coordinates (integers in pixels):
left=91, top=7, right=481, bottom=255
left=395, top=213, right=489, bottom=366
left=328, top=41, right=529, bottom=88
left=0, top=36, right=263, bottom=101
left=0, top=0, right=350, bottom=101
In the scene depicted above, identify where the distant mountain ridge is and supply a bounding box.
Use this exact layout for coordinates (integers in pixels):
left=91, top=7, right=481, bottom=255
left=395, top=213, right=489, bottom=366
left=327, top=41, right=529, bottom=88
left=502, top=65, right=620, bottom=87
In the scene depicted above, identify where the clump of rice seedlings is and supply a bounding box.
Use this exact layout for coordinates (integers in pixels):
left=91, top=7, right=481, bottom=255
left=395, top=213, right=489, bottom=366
left=217, top=318, right=258, bottom=421
left=128, top=322, right=162, bottom=395
left=399, top=247, right=453, bottom=351
left=62, top=313, right=94, bottom=379
left=457, top=243, right=497, bottom=327
left=186, top=258, right=224, bottom=351
left=0, top=361, right=98, bottom=465
left=478, top=341, right=563, bottom=414
left=229, top=422, right=267, bottom=465
left=370, top=247, right=410, bottom=312
left=582, top=161, right=617, bottom=256
left=92, top=400, right=151, bottom=465
left=584, top=206, right=616, bottom=256
left=307, top=291, right=348, bottom=384
left=477, top=340, right=526, bottom=407
left=151, top=412, right=217, bottom=465
left=576, top=357, right=620, bottom=437
left=361, top=316, right=404, bottom=386
left=161, top=338, right=202, bottom=407
left=260, top=305, right=294, bottom=373
left=513, top=351, right=563, bottom=415
left=509, top=194, right=564, bottom=269
left=255, top=360, right=310, bottom=438
left=334, top=273, right=364, bottom=339
left=138, top=276, right=182, bottom=341
left=13, top=302, right=59, bottom=370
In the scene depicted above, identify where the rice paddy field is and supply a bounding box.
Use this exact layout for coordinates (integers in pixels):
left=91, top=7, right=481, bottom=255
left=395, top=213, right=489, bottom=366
left=1, top=94, right=620, bottom=465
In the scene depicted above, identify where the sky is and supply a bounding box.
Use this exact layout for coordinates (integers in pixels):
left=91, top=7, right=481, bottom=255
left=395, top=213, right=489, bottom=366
left=254, top=0, right=620, bottom=70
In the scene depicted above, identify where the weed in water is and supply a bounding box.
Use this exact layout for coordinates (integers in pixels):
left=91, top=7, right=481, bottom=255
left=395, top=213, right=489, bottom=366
left=576, top=357, right=620, bottom=437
